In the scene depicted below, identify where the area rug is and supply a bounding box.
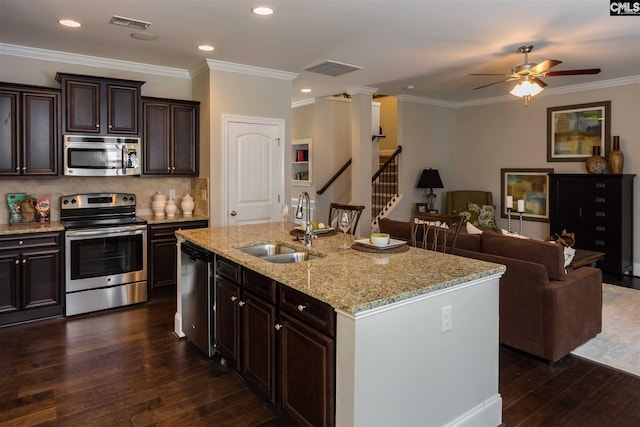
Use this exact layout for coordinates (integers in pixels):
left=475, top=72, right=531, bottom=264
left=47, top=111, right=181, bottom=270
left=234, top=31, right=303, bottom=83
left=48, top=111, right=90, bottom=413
left=571, top=283, right=640, bottom=377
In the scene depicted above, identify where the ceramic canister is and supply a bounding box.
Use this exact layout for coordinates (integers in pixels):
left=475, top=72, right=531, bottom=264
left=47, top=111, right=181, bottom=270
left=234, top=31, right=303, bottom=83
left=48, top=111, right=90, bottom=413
left=181, top=194, right=195, bottom=215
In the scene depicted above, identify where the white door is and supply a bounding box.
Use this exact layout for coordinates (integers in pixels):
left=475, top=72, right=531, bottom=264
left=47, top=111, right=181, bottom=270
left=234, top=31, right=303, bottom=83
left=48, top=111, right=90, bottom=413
left=226, top=117, right=284, bottom=226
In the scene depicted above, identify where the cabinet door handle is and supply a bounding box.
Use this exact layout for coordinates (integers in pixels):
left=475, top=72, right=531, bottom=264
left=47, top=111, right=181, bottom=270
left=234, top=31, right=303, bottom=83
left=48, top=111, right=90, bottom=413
left=578, top=208, right=582, bottom=217
left=96, top=124, right=100, bottom=128
left=18, top=240, right=23, bottom=245
left=230, top=296, right=238, bottom=302
left=22, top=259, right=27, bottom=264
left=16, top=167, right=19, bottom=171
left=238, top=301, right=245, bottom=307
left=297, top=304, right=307, bottom=312
left=274, top=324, right=283, bottom=331
left=22, top=167, right=26, bottom=171
left=15, top=259, right=19, bottom=265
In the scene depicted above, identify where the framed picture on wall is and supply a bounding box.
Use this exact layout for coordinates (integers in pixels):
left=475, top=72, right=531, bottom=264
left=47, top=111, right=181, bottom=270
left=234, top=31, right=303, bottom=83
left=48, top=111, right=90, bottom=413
left=501, top=168, right=553, bottom=222
left=547, top=101, right=611, bottom=162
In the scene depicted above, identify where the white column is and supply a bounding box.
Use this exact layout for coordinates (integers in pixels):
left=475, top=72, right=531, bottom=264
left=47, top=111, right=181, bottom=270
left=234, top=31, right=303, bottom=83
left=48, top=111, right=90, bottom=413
left=348, top=86, right=377, bottom=236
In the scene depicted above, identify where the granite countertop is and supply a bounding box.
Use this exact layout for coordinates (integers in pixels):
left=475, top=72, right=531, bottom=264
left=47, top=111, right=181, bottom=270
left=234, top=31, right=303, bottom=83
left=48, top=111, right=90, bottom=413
left=176, top=222, right=505, bottom=315
left=0, top=221, right=65, bottom=235
left=140, top=214, right=209, bottom=225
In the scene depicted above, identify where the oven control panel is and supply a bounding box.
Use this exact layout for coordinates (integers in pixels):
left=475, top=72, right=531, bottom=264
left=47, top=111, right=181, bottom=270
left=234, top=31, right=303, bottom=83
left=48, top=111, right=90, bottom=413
left=61, top=193, right=136, bottom=209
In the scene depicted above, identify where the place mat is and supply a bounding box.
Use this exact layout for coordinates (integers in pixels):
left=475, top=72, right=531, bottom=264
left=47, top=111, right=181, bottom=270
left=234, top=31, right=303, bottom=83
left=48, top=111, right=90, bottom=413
left=289, top=228, right=337, bottom=237
left=351, top=242, right=410, bottom=253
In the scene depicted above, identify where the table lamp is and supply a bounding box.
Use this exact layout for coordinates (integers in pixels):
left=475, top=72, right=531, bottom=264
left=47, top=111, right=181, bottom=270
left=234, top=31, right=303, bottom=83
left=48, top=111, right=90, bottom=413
left=417, top=168, right=444, bottom=212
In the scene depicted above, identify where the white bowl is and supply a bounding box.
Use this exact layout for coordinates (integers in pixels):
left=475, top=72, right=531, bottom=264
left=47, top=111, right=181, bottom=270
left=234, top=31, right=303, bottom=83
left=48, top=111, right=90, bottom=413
left=370, top=233, right=390, bottom=247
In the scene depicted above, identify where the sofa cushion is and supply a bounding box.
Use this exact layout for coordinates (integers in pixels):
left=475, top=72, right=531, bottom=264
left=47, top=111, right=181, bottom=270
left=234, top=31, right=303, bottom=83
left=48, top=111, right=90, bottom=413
left=481, top=232, right=566, bottom=281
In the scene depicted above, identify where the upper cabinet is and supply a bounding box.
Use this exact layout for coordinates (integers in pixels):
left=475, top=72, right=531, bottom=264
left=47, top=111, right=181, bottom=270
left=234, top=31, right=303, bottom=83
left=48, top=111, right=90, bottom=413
left=142, top=97, right=199, bottom=176
left=55, top=73, right=144, bottom=137
left=0, top=83, right=60, bottom=177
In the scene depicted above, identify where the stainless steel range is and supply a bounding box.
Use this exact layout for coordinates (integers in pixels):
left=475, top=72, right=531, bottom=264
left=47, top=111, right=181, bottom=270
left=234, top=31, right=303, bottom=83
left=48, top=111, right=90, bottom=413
left=60, top=193, right=147, bottom=316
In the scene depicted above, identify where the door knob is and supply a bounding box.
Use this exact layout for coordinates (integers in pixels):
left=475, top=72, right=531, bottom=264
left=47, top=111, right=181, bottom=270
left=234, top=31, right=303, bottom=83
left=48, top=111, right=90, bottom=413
left=230, top=211, right=237, bottom=216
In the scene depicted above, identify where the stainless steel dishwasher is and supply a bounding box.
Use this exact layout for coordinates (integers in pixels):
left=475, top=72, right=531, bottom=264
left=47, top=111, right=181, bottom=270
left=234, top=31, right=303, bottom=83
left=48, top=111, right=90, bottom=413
left=181, top=242, right=215, bottom=357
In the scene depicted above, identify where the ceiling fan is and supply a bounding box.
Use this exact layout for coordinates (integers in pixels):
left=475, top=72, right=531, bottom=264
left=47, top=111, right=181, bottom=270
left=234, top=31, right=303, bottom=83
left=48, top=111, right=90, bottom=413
left=470, top=45, right=601, bottom=104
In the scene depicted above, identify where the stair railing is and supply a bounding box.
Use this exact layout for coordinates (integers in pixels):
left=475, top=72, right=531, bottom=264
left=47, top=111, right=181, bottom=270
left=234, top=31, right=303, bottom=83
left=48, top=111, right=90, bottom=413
left=316, top=158, right=352, bottom=195
left=371, top=145, right=402, bottom=221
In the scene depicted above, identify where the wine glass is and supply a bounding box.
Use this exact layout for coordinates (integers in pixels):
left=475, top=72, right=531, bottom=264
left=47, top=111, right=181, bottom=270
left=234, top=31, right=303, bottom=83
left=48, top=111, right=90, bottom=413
left=280, top=204, right=290, bottom=233
left=338, top=212, right=351, bottom=249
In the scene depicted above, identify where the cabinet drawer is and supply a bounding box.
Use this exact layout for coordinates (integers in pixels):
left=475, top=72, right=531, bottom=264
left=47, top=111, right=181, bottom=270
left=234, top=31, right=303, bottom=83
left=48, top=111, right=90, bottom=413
left=0, top=232, right=61, bottom=250
left=216, top=256, right=241, bottom=284
left=279, top=285, right=335, bottom=338
left=149, top=220, right=208, bottom=239
left=244, top=269, right=276, bottom=303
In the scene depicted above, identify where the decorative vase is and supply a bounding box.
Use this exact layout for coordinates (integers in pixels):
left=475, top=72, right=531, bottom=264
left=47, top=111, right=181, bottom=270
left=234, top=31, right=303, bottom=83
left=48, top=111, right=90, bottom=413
left=585, top=145, right=607, bottom=174
left=165, top=199, right=177, bottom=218
left=181, top=194, right=195, bottom=216
left=609, top=136, right=624, bottom=174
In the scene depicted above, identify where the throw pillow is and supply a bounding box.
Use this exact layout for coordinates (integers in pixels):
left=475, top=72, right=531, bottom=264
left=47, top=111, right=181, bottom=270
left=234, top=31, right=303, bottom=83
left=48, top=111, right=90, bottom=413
left=564, top=246, right=576, bottom=268
left=500, top=228, right=530, bottom=239
left=466, top=222, right=483, bottom=234
left=467, top=203, right=497, bottom=229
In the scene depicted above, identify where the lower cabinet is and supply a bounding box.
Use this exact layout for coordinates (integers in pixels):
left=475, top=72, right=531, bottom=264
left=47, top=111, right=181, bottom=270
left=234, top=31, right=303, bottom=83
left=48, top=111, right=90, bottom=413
left=213, top=255, right=336, bottom=427
left=0, top=232, right=64, bottom=326
left=148, top=220, right=208, bottom=291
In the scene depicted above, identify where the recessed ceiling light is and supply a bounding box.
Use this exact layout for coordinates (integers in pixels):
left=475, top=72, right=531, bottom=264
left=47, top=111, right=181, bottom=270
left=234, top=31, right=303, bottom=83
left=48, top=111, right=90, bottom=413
left=301, top=88, right=312, bottom=93
left=404, top=84, right=415, bottom=90
left=58, top=19, right=81, bottom=28
left=252, top=6, right=274, bottom=16
left=198, top=45, right=215, bottom=52
left=131, top=32, right=157, bottom=41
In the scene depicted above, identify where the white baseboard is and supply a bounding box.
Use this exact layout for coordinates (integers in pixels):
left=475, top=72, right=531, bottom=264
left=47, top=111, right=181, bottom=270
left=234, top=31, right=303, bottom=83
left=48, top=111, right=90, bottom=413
left=444, top=394, right=503, bottom=427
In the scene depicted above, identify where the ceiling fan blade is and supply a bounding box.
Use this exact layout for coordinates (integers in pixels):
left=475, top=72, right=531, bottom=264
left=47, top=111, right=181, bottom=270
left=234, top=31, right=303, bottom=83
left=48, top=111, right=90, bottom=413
left=468, top=73, right=512, bottom=76
left=472, top=79, right=510, bottom=90
left=530, top=76, right=548, bottom=88
left=530, top=59, right=562, bottom=74
left=545, top=68, right=602, bottom=76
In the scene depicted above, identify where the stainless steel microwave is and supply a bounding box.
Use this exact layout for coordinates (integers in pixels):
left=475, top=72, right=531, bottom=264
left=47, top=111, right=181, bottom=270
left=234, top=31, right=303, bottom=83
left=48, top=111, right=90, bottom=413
left=63, top=135, right=141, bottom=176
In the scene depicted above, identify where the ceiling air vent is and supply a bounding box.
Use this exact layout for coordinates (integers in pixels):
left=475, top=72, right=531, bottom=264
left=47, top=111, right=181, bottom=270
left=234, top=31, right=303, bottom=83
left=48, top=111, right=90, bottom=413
left=109, top=15, right=151, bottom=30
left=304, top=60, right=363, bottom=77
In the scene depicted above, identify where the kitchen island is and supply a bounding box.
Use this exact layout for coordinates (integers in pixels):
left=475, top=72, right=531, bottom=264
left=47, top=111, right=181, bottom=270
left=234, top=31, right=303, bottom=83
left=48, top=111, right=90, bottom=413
left=176, top=222, right=505, bottom=427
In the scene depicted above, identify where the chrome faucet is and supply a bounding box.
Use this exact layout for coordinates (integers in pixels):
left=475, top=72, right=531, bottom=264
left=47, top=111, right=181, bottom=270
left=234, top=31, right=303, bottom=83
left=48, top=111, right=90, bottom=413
left=295, top=191, right=315, bottom=248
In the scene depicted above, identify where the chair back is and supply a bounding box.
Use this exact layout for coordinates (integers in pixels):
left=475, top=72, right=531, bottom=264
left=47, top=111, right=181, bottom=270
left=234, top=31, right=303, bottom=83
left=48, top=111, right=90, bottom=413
left=446, top=191, right=493, bottom=215
left=411, top=212, right=465, bottom=254
left=328, top=203, right=365, bottom=235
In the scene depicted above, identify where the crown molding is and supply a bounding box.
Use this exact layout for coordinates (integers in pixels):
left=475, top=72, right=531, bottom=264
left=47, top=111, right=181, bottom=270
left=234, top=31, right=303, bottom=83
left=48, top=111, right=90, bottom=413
left=395, top=95, right=458, bottom=109
left=347, top=86, right=378, bottom=96
left=205, top=59, right=298, bottom=81
left=0, top=43, right=190, bottom=79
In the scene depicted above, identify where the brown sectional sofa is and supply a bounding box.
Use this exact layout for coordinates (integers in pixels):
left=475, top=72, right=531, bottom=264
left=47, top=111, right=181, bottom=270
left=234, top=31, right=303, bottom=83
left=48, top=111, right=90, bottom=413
left=379, top=218, right=602, bottom=363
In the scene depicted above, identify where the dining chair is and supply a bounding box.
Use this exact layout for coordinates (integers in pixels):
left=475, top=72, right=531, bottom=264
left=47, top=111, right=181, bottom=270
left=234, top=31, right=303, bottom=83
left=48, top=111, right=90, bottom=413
left=328, top=203, right=365, bottom=235
left=411, top=212, right=465, bottom=254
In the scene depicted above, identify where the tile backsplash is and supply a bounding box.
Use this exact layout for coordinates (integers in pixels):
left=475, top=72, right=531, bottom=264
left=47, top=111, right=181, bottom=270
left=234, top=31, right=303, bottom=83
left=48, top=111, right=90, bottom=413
left=1, top=176, right=207, bottom=224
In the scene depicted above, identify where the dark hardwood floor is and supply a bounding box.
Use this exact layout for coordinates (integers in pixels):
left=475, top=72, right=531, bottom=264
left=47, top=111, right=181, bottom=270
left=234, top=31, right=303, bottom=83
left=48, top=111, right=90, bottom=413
left=1, top=287, right=639, bottom=426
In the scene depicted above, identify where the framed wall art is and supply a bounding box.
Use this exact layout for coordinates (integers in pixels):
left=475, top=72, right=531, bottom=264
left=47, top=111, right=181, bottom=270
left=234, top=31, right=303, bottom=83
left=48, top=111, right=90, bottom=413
left=547, top=101, right=610, bottom=162
left=501, top=168, right=553, bottom=222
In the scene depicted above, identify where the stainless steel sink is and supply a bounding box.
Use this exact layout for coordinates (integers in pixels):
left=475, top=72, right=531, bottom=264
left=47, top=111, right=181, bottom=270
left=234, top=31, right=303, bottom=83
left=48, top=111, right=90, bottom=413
left=262, top=252, right=322, bottom=263
left=236, top=243, right=297, bottom=257
left=236, top=243, right=322, bottom=263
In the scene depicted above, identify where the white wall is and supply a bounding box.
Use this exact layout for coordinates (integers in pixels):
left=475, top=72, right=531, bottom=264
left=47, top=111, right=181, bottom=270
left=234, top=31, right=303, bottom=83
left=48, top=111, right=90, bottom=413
left=202, top=65, right=293, bottom=226
left=455, top=83, right=640, bottom=253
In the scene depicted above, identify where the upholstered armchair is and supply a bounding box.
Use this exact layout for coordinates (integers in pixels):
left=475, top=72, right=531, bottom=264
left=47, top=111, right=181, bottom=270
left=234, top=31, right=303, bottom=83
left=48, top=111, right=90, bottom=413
left=446, top=190, right=493, bottom=215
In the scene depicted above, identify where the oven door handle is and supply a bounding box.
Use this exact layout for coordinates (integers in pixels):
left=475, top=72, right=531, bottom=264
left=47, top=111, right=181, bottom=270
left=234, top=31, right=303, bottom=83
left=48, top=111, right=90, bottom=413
left=66, top=226, right=146, bottom=237
left=122, top=145, right=127, bottom=175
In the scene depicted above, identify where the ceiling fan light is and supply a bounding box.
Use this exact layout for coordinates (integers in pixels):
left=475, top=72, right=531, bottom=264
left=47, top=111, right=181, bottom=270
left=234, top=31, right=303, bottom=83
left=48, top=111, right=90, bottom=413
left=510, top=80, right=544, bottom=97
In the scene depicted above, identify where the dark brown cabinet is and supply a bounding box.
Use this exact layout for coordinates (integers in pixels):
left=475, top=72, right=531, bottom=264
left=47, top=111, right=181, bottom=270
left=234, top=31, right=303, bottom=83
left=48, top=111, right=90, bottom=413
left=56, top=73, right=144, bottom=136
left=142, top=97, right=199, bottom=176
left=0, top=83, right=60, bottom=177
left=212, top=255, right=336, bottom=426
left=148, top=220, right=208, bottom=291
left=0, top=232, right=64, bottom=326
left=549, top=173, right=635, bottom=278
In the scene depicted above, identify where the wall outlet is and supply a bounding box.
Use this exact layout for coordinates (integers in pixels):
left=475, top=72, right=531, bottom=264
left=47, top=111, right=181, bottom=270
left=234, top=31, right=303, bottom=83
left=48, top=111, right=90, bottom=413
left=441, top=305, right=452, bottom=333
left=169, top=189, right=176, bottom=200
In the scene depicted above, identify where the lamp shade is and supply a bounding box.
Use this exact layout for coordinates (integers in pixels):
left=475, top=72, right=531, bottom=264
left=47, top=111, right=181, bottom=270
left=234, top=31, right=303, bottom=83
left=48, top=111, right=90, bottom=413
left=417, top=168, right=444, bottom=189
